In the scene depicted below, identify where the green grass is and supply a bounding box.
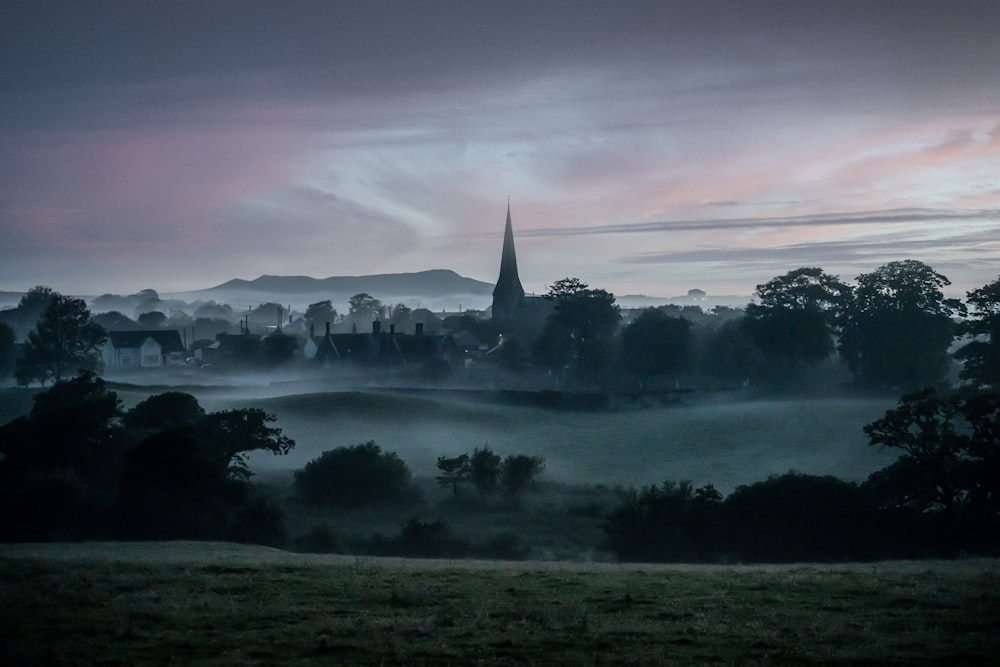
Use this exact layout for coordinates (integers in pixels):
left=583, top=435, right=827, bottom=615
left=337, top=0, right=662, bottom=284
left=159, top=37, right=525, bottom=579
left=1, top=543, right=997, bottom=665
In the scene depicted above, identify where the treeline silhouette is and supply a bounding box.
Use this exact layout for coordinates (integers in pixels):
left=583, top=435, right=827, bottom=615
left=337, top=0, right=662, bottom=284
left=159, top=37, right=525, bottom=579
left=2, top=375, right=998, bottom=562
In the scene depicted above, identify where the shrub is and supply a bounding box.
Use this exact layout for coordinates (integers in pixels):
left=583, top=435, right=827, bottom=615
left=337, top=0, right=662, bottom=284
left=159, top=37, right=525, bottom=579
left=294, top=441, right=421, bottom=507
left=602, top=481, right=722, bottom=562
left=721, top=472, right=880, bottom=562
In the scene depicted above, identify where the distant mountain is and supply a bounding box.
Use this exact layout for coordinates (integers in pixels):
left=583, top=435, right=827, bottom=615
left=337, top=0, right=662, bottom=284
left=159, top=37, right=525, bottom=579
left=207, top=270, right=493, bottom=299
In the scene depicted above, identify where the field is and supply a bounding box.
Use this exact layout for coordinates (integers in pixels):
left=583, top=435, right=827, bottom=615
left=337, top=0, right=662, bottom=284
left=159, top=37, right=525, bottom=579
left=1, top=542, right=998, bottom=665
left=164, top=386, right=900, bottom=493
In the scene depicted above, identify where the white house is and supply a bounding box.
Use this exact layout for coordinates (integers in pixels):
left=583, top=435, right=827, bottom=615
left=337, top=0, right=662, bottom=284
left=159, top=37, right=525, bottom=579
left=103, top=330, right=186, bottom=369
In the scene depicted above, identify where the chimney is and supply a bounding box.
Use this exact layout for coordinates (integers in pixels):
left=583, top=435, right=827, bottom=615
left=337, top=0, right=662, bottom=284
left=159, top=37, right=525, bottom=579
left=372, top=320, right=381, bottom=336
left=325, top=322, right=330, bottom=336
left=390, top=324, right=396, bottom=335
left=415, top=322, right=424, bottom=336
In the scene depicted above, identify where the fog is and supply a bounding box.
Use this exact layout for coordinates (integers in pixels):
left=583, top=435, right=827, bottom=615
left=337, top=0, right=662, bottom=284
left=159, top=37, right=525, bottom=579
left=109, top=381, right=902, bottom=494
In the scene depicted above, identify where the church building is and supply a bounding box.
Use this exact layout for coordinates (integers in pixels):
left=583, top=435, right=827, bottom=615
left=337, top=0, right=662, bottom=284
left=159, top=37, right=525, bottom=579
left=490, top=203, right=553, bottom=328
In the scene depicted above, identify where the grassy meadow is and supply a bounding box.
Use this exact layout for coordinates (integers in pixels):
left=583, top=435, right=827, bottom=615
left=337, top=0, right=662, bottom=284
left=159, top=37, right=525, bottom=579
left=188, top=387, right=902, bottom=493
left=2, top=542, right=998, bottom=665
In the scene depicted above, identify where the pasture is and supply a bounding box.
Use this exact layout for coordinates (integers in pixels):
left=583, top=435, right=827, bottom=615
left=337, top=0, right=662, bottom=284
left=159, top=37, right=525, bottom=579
left=191, top=387, right=902, bottom=493
left=1, top=542, right=998, bottom=665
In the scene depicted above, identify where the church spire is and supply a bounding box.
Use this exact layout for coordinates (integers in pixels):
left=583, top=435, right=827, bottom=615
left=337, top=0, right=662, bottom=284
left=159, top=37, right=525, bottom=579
left=492, top=202, right=525, bottom=321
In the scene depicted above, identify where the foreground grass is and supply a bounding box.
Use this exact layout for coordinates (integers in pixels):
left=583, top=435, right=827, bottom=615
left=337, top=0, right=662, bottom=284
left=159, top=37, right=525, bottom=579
left=1, top=543, right=998, bottom=665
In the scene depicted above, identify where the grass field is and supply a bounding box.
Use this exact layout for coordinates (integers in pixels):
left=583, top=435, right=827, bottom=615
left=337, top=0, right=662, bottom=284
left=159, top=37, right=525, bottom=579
left=193, top=388, right=901, bottom=493
left=1, top=542, right=998, bottom=665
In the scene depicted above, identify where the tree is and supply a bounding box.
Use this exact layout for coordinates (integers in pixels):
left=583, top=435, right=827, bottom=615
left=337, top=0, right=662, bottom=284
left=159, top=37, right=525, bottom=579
left=304, top=300, right=337, bottom=331
left=469, top=446, right=502, bottom=497
left=862, top=387, right=1000, bottom=553
left=744, top=268, right=851, bottom=380
left=602, top=481, right=723, bottom=562
left=955, top=276, right=1000, bottom=387
left=500, top=454, right=545, bottom=501
left=197, top=408, right=296, bottom=481
left=348, top=293, right=384, bottom=323
left=435, top=453, right=470, bottom=498
left=0, top=322, right=15, bottom=378
left=137, top=311, right=167, bottom=329
left=123, top=391, right=206, bottom=431
left=533, top=278, right=621, bottom=381
left=0, top=373, right=124, bottom=539
left=699, top=316, right=760, bottom=384
left=839, top=260, right=963, bottom=388
left=92, top=311, right=140, bottom=331
left=0, top=285, right=54, bottom=340
left=294, top=441, right=419, bottom=506
left=16, top=293, right=107, bottom=386
left=621, top=308, right=695, bottom=385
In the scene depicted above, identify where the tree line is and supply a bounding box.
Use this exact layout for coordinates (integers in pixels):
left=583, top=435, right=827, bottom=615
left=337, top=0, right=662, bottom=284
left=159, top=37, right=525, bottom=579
left=2, top=259, right=998, bottom=391
left=2, top=372, right=997, bottom=561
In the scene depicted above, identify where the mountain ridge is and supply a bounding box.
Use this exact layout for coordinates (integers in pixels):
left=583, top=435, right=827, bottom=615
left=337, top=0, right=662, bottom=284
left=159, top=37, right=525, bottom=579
left=206, top=269, right=494, bottom=298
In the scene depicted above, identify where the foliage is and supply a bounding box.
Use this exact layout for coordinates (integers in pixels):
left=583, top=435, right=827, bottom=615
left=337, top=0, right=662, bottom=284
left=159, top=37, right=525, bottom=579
left=955, top=275, right=1000, bottom=386
left=0, top=322, right=15, bottom=378
left=602, top=481, right=723, bottom=562
left=198, top=408, right=296, bottom=480
left=533, top=277, right=621, bottom=381
left=304, top=299, right=337, bottom=330
left=698, top=316, right=760, bottom=383
left=839, top=260, right=962, bottom=388
left=469, top=446, right=502, bottom=497
left=136, top=311, right=167, bottom=329
left=435, top=453, right=470, bottom=497
left=0, top=373, right=124, bottom=539
left=294, top=441, right=420, bottom=507
left=0, top=378, right=295, bottom=543
left=722, top=473, right=881, bottom=562
left=745, top=268, right=851, bottom=380
left=91, top=310, right=140, bottom=331
left=0, top=285, right=54, bottom=340
left=500, top=454, right=546, bottom=500
left=862, top=386, right=1000, bottom=553
left=123, top=391, right=206, bottom=431
left=16, top=293, right=107, bottom=385
left=621, top=307, right=695, bottom=382
left=348, top=293, right=384, bottom=322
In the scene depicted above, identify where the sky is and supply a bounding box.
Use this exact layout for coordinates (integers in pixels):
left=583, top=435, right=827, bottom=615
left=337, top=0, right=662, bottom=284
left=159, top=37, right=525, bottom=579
left=2, top=0, right=999, bottom=302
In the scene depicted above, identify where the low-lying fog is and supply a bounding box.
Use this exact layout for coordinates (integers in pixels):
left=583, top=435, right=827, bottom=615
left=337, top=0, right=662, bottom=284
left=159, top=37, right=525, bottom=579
left=113, top=380, right=900, bottom=493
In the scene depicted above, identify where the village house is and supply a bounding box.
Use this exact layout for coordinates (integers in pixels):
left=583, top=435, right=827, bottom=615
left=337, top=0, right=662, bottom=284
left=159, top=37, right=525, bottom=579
left=103, top=330, right=186, bottom=369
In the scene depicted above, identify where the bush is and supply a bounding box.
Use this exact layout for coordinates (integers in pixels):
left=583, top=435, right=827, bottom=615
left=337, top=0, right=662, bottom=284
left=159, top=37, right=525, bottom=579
left=369, top=518, right=471, bottom=558
left=602, top=481, right=722, bottom=562
left=721, top=472, right=880, bottom=562
left=294, top=441, right=421, bottom=507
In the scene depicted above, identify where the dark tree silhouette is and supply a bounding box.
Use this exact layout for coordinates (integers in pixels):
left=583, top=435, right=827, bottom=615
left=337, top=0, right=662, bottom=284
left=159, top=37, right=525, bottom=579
left=839, top=260, right=962, bottom=388
left=745, top=267, right=851, bottom=380
left=955, top=276, right=1000, bottom=387
left=500, top=454, right=545, bottom=501
left=621, top=307, right=695, bottom=385
left=533, top=278, right=621, bottom=381
left=304, top=300, right=337, bottom=330
left=16, top=293, right=106, bottom=386
left=469, top=446, right=502, bottom=497
left=863, top=387, right=1000, bottom=553
left=0, top=322, right=15, bottom=378
left=294, top=441, right=418, bottom=506
left=435, top=453, right=470, bottom=497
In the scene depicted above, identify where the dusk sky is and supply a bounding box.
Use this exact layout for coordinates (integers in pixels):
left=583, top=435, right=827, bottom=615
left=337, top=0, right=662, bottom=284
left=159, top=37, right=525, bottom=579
left=2, top=0, right=999, bottom=301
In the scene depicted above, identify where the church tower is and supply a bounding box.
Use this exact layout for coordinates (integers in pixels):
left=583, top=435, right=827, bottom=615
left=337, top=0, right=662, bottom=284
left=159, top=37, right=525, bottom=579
left=491, top=202, right=525, bottom=321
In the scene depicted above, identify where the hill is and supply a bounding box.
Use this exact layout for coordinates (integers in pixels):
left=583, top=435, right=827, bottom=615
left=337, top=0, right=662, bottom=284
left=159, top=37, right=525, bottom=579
left=207, top=269, right=492, bottom=299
